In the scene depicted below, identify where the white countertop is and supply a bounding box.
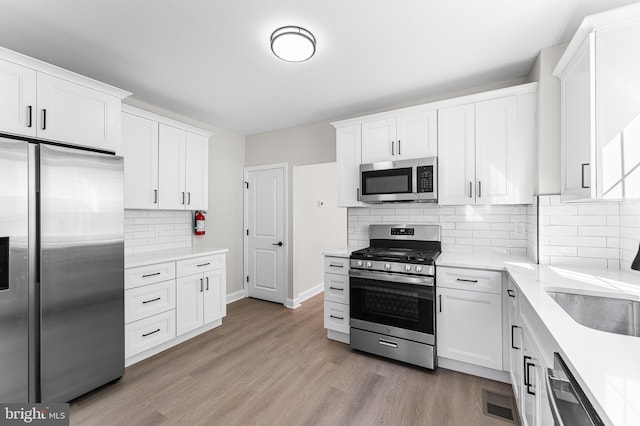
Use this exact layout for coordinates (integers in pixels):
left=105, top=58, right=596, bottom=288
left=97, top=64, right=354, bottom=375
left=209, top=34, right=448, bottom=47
left=506, top=263, right=640, bottom=426
left=126, top=247, right=229, bottom=268
left=323, top=246, right=365, bottom=258
left=436, top=252, right=533, bottom=271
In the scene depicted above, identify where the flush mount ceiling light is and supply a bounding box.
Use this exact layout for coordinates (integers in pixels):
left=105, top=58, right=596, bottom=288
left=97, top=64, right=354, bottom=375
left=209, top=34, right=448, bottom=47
left=270, top=26, right=316, bottom=62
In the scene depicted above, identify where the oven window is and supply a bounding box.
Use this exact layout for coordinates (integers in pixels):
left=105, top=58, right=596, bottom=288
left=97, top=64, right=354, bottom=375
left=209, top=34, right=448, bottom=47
left=362, top=167, right=412, bottom=195
left=350, top=276, right=434, bottom=335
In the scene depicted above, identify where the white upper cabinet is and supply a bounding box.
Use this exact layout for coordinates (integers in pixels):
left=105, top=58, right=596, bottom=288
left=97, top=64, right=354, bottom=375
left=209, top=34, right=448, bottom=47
left=438, top=83, right=536, bottom=205
left=185, top=132, right=209, bottom=210
left=438, top=104, right=475, bottom=204
left=158, top=124, right=187, bottom=210
left=0, top=47, right=130, bottom=152
left=36, top=73, right=122, bottom=152
left=361, top=109, right=437, bottom=163
left=554, top=4, right=640, bottom=200
left=0, top=60, right=36, bottom=137
left=122, top=113, right=159, bottom=209
left=122, top=105, right=211, bottom=211
left=335, top=124, right=366, bottom=207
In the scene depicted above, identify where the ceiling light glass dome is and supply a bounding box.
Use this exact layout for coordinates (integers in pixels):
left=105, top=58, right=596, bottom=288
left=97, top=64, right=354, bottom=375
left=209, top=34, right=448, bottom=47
left=270, top=26, right=316, bottom=62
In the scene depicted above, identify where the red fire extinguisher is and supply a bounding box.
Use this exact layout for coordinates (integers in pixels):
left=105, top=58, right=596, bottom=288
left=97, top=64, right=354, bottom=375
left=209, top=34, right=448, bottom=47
left=194, top=211, right=206, bottom=236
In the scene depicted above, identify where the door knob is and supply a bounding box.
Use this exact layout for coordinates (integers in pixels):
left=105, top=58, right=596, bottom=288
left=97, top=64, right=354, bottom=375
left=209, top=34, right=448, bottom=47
left=272, top=242, right=283, bottom=247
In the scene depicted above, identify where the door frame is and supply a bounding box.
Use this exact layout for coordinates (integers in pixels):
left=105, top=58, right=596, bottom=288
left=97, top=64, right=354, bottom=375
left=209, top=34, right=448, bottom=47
left=243, top=163, right=289, bottom=305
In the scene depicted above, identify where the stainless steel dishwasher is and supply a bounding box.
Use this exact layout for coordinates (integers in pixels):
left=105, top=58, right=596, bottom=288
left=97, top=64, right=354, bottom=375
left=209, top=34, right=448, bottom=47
left=545, top=352, right=604, bottom=426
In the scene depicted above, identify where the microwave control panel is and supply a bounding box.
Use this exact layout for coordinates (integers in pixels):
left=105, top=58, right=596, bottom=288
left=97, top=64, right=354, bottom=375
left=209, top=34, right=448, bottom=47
left=417, top=165, right=434, bottom=193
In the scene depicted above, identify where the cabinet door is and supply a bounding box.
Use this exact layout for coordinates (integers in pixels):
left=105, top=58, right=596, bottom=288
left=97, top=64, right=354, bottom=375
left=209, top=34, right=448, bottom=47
left=176, top=274, right=204, bottom=336
left=158, top=124, right=187, bottom=210
left=122, top=112, right=159, bottom=209
left=596, top=21, right=640, bottom=199
left=475, top=96, right=520, bottom=205
left=507, top=281, right=522, bottom=404
left=185, top=132, right=209, bottom=210
left=36, top=73, right=120, bottom=152
left=361, top=118, right=396, bottom=163
left=560, top=36, right=595, bottom=200
left=396, top=109, right=437, bottom=159
left=336, top=125, right=366, bottom=207
left=437, top=104, right=476, bottom=205
left=203, top=268, right=225, bottom=324
left=437, top=287, right=502, bottom=369
left=0, top=59, right=36, bottom=137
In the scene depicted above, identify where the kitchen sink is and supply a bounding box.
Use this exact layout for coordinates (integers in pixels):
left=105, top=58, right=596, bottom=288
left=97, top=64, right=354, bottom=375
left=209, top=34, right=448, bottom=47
left=546, top=290, right=640, bottom=337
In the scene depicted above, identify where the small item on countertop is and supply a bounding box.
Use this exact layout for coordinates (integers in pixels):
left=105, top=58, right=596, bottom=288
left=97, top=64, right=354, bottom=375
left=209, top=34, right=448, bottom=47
left=632, top=243, right=640, bottom=271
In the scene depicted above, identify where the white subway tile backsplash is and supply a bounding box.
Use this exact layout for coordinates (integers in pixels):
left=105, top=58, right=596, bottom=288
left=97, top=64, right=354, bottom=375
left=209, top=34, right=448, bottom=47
left=578, top=204, right=619, bottom=215
left=125, top=210, right=192, bottom=255
left=348, top=202, right=530, bottom=256
left=537, top=195, right=640, bottom=272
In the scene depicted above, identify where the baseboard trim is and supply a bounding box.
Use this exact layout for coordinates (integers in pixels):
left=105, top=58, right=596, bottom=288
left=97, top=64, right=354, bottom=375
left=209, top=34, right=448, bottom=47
left=226, top=289, right=245, bottom=304
left=438, top=357, right=511, bottom=383
left=286, top=282, right=324, bottom=309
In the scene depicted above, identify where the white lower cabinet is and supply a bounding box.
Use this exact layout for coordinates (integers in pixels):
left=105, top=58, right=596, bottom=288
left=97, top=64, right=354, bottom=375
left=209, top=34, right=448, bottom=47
left=125, top=310, right=176, bottom=359
left=508, top=277, right=555, bottom=426
left=124, top=251, right=227, bottom=365
left=176, top=267, right=225, bottom=336
left=323, top=255, right=350, bottom=343
left=436, top=267, right=503, bottom=371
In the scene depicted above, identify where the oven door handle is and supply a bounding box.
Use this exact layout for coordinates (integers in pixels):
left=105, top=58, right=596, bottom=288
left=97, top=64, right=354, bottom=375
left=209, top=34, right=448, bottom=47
left=349, top=268, right=434, bottom=286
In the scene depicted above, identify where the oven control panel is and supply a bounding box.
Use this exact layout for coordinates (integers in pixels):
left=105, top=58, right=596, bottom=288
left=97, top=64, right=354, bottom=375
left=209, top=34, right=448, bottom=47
left=390, top=228, right=414, bottom=236
left=350, top=259, right=434, bottom=277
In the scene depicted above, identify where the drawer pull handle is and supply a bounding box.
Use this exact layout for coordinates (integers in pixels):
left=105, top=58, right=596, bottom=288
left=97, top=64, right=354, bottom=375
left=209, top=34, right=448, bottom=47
left=511, top=325, right=520, bottom=350
left=142, top=297, right=161, bottom=304
left=456, top=278, right=478, bottom=283
left=197, top=262, right=210, bottom=267
left=329, top=286, right=344, bottom=291
left=142, top=272, right=161, bottom=278
left=507, top=289, right=516, bottom=298
left=329, top=314, right=344, bottom=320
left=329, top=264, right=344, bottom=268
left=378, top=339, right=398, bottom=349
left=142, top=328, right=161, bottom=337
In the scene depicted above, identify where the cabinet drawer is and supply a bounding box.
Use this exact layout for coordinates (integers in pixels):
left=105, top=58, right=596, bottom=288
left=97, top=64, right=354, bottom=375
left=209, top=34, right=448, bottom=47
left=125, top=310, right=176, bottom=358
left=177, top=254, right=225, bottom=277
left=437, top=267, right=502, bottom=294
left=125, top=280, right=176, bottom=324
left=324, top=273, right=350, bottom=304
left=324, top=301, right=350, bottom=334
left=125, top=262, right=175, bottom=290
left=324, top=256, right=349, bottom=276
left=506, top=277, right=519, bottom=311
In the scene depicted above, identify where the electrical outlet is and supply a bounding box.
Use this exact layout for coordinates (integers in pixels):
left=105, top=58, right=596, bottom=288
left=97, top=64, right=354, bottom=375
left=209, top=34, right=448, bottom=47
left=514, top=223, right=525, bottom=238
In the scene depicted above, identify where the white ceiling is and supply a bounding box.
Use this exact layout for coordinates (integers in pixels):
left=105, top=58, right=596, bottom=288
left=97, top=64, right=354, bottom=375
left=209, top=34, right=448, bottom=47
left=0, top=0, right=637, bottom=135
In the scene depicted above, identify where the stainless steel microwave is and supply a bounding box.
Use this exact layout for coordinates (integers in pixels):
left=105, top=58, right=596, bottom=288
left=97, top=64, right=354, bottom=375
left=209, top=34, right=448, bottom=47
left=359, top=157, right=437, bottom=203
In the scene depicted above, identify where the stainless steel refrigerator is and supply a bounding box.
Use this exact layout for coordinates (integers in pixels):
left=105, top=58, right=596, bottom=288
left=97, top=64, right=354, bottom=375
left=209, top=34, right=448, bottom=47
left=0, top=137, right=124, bottom=403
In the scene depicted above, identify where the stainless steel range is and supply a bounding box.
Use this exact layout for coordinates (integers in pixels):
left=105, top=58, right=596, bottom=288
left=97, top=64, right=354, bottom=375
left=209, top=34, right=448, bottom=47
left=349, top=224, right=441, bottom=369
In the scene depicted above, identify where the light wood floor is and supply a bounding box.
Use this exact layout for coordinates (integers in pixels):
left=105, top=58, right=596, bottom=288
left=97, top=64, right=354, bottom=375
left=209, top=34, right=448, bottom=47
left=70, top=293, right=515, bottom=425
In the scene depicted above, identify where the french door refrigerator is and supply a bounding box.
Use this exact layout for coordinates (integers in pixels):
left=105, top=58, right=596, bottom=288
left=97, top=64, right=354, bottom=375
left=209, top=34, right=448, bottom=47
left=0, top=137, right=124, bottom=403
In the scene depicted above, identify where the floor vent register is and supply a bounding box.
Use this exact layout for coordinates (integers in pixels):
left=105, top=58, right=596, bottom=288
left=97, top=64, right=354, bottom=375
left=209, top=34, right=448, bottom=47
left=482, top=389, right=519, bottom=424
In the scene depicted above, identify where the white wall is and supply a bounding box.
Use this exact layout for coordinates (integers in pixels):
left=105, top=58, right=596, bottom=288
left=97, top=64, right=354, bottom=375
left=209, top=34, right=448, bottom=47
left=123, top=98, right=246, bottom=297
left=292, top=162, right=347, bottom=305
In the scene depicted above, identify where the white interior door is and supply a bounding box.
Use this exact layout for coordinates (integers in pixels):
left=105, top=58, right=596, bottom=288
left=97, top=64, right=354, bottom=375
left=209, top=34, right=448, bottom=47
left=245, top=165, right=286, bottom=304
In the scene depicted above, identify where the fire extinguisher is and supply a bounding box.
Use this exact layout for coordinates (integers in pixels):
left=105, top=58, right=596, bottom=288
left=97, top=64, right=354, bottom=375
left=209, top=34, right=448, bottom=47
left=194, top=211, right=206, bottom=236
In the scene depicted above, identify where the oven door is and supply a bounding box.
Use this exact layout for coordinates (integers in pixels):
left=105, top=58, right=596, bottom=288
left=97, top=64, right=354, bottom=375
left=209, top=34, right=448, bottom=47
left=349, top=268, right=434, bottom=344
